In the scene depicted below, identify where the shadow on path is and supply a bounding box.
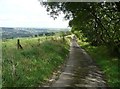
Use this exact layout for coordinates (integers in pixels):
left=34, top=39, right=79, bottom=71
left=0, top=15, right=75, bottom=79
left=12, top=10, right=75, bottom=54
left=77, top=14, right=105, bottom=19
left=50, top=36, right=107, bottom=88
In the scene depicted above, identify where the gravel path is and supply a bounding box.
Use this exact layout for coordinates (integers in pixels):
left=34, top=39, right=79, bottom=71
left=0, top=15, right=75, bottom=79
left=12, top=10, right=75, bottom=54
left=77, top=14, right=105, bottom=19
left=49, top=36, right=107, bottom=88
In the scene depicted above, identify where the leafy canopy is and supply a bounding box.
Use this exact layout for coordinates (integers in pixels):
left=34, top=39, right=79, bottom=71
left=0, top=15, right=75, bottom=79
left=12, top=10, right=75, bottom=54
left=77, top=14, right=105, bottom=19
left=41, top=2, right=120, bottom=56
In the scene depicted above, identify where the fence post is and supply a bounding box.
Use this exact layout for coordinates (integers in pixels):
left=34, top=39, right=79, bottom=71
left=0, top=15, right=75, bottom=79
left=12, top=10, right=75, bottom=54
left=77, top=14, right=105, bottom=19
left=17, top=39, right=23, bottom=49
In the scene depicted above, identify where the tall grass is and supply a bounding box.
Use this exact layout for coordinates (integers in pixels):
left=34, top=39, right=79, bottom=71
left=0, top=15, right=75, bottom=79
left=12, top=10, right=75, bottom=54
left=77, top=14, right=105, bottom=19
left=2, top=36, right=69, bottom=87
left=78, top=40, right=119, bottom=87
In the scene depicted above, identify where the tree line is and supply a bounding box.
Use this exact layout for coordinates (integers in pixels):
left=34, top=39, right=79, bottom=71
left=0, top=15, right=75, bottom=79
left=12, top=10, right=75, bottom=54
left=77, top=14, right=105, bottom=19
left=41, top=2, right=120, bottom=57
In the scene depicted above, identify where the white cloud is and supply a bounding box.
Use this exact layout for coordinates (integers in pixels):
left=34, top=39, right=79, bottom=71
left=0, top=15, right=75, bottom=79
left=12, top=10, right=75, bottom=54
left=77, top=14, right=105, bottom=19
left=0, top=0, right=69, bottom=28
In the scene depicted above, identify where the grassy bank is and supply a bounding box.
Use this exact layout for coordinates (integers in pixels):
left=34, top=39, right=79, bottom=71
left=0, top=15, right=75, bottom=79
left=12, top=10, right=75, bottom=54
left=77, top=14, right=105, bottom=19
left=2, top=36, right=69, bottom=87
left=78, top=40, right=119, bottom=87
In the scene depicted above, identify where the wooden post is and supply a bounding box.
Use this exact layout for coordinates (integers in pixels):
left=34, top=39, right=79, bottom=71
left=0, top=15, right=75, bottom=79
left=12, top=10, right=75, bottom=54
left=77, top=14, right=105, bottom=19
left=17, top=39, right=23, bottom=49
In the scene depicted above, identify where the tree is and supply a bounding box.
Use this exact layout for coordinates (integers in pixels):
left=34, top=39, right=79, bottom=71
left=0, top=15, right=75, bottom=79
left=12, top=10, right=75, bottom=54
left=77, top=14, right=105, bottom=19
left=41, top=2, right=120, bottom=57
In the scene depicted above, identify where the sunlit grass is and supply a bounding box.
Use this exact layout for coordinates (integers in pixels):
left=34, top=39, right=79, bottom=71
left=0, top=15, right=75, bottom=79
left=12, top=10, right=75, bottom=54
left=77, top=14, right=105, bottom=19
left=78, top=40, right=119, bottom=87
left=2, top=36, right=69, bottom=87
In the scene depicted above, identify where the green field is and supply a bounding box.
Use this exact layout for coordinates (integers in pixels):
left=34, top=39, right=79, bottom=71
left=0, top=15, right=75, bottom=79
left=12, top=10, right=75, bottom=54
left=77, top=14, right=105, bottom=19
left=78, top=40, right=119, bottom=87
left=2, top=36, right=69, bottom=87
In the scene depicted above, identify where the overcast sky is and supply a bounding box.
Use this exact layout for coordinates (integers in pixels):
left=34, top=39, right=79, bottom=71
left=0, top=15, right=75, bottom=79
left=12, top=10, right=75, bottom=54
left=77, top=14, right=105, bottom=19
left=0, top=0, right=69, bottom=28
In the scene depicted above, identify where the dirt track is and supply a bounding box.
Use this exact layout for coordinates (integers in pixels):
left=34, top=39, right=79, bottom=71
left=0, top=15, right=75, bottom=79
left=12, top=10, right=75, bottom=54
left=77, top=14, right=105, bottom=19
left=46, top=36, right=107, bottom=88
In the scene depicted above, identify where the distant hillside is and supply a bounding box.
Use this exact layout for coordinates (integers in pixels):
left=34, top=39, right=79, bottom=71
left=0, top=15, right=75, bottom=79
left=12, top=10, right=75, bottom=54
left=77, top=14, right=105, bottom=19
left=1, top=27, right=69, bottom=39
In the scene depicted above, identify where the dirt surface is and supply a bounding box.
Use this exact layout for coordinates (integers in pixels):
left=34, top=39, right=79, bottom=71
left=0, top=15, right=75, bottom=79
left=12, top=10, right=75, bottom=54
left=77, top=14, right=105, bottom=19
left=43, top=36, right=107, bottom=88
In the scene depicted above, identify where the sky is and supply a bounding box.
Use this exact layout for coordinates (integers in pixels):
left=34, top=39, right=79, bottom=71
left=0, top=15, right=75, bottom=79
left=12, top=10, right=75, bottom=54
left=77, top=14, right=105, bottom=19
left=0, top=0, right=69, bottom=28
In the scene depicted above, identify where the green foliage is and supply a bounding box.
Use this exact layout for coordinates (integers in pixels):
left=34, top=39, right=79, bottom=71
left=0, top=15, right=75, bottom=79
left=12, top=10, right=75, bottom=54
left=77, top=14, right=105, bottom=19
left=79, top=40, right=120, bottom=87
left=2, top=36, right=69, bottom=87
left=41, top=2, right=120, bottom=57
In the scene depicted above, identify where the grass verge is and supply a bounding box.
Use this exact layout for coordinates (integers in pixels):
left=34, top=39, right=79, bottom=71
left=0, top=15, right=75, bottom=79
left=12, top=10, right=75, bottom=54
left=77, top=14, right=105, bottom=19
left=78, top=40, right=119, bottom=88
left=2, top=37, right=69, bottom=87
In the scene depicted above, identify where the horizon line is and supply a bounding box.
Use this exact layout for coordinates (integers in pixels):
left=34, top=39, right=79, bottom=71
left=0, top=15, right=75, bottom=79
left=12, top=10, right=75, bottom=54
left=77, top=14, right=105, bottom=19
left=0, top=26, right=71, bottom=29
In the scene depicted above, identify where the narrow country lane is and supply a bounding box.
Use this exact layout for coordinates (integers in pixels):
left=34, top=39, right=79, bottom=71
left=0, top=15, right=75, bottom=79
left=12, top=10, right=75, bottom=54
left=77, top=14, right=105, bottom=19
left=50, top=36, right=107, bottom=88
